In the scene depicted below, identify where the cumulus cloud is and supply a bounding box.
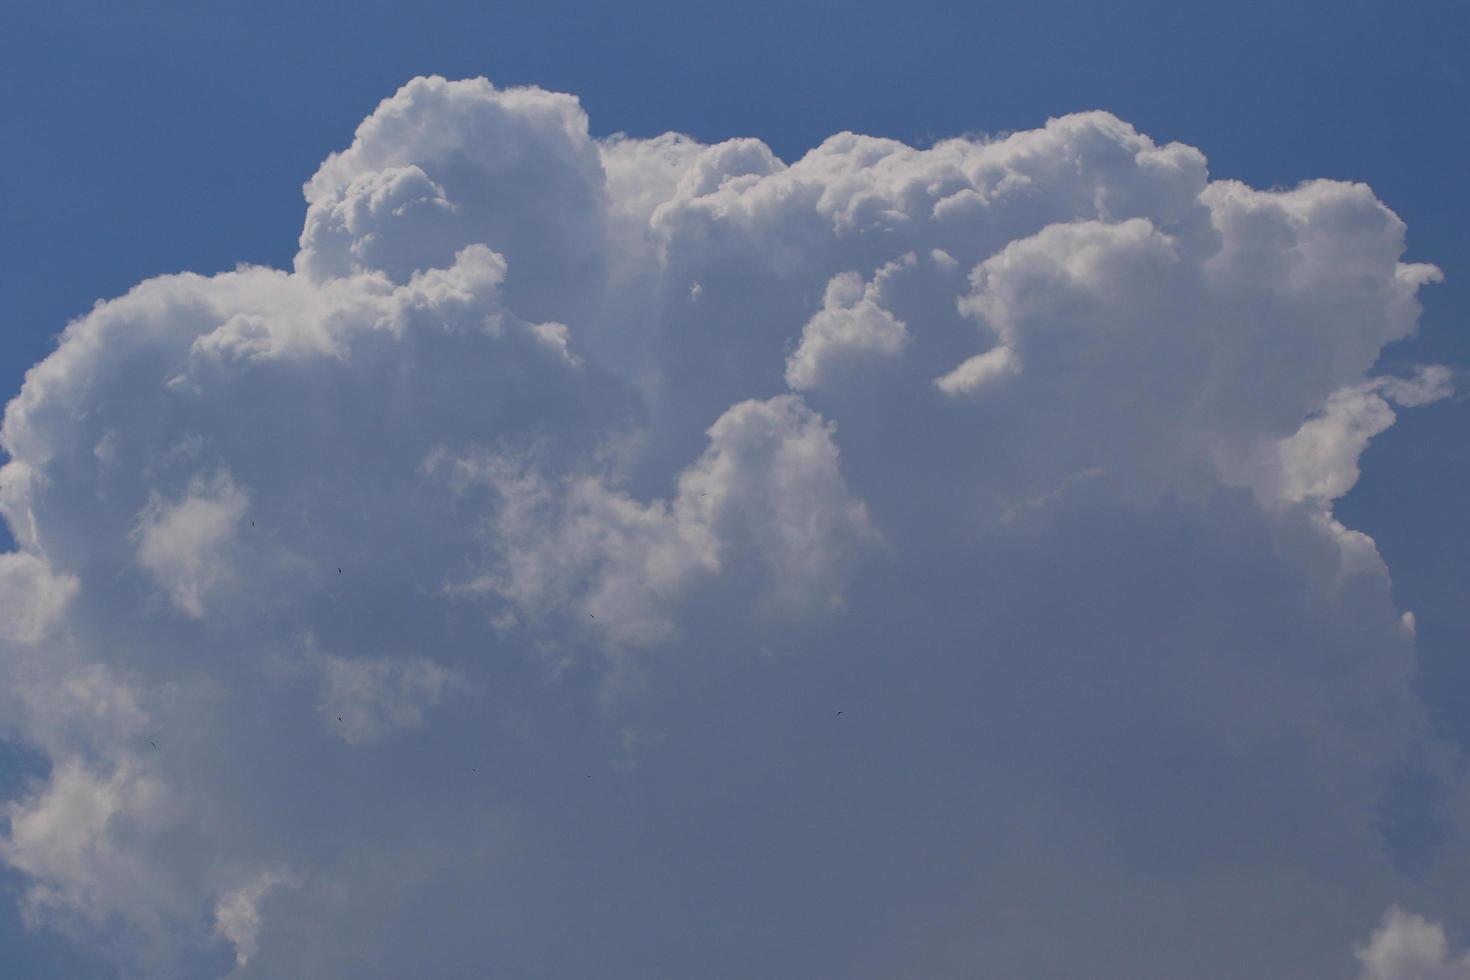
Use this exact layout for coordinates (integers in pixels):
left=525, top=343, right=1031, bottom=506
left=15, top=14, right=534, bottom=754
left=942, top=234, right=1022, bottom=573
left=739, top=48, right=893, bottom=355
left=134, top=470, right=250, bottom=618
left=0, top=75, right=1461, bottom=978
left=2, top=758, right=170, bottom=932
left=1220, top=365, right=1453, bottom=508
left=933, top=342, right=1019, bottom=395
left=436, top=392, right=871, bottom=646
left=1357, top=908, right=1470, bottom=980
left=214, top=871, right=296, bottom=969
left=0, top=552, right=76, bottom=644
left=786, top=260, right=912, bottom=389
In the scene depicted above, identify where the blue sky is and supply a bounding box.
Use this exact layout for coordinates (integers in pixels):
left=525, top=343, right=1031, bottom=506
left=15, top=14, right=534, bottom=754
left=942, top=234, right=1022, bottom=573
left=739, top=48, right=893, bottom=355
left=1, top=2, right=1468, bottom=976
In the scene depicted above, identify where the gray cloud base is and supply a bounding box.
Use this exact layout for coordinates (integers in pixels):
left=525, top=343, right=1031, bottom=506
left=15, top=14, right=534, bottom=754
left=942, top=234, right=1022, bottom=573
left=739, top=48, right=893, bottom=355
left=0, top=75, right=1464, bottom=978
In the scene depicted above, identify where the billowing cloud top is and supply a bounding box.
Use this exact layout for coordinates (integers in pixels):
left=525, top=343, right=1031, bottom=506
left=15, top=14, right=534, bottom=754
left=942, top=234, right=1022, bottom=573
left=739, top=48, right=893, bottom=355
left=0, top=75, right=1464, bottom=978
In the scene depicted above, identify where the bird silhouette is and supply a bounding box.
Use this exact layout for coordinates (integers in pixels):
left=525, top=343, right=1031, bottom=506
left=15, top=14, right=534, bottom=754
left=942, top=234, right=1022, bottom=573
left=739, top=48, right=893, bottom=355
left=337, top=717, right=343, bottom=723
left=149, top=740, right=156, bottom=748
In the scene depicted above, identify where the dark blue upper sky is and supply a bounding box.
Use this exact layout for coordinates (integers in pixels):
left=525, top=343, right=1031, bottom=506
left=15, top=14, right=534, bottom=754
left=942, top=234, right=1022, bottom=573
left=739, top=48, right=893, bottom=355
left=0, top=1, right=1467, bottom=973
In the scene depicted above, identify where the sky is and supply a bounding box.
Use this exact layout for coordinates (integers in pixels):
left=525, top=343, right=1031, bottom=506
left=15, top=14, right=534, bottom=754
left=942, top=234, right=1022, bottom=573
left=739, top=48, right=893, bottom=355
left=1, top=1, right=1468, bottom=977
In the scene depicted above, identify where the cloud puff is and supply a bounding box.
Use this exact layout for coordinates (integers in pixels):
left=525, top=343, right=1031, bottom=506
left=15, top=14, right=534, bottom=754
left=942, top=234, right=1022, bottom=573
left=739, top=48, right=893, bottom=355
left=214, top=871, right=296, bottom=969
left=134, top=470, right=250, bottom=619
left=437, top=392, right=872, bottom=647
left=0, top=76, right=1461, bottom=977
left=786, top=259, right=913, bottom=389
left=0, top=552, right=76, bottom=644
left=2, top=758, right=170, bottom=932
left=1357, top=908, right=1470, bottom=980
left=1221, top=366, right=1454, bottom=507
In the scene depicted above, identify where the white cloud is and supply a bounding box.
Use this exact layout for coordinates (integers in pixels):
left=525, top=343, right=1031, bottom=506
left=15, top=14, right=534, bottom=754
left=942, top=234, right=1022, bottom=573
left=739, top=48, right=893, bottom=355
left=1357, top=908, right=1470, bottom=980
left=934, top=343, right=1019, bottom=395
left=438, top=393, right=871, bottom=645
left=439, top=450, right=721, bottom=646
left=214, top=871, right=296, bottom=968
left=298, top=165, right=458, bottom=284
left=298, top=75, right=609, bottom=326
left=133, top=470, right=249, bottom=618
left=677, top=395, right=876, bottom=612
left=786, top=259, right=913, bottom=390
left=1220, top=366, right=1454, bottom=508
left=0, top=551, right=76, bottom=644
left=0, top=76, right=1459, bottom=977
left=1, top=758, right=169, bottom=931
